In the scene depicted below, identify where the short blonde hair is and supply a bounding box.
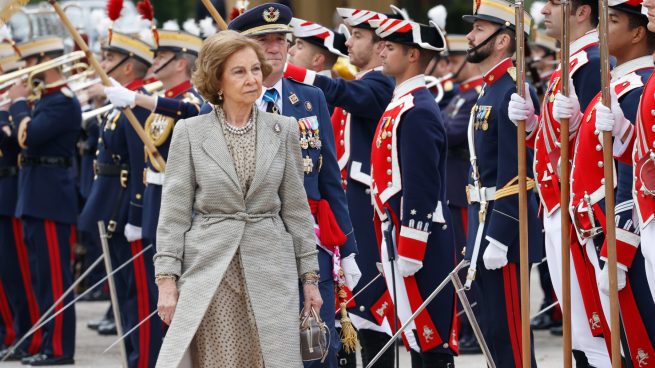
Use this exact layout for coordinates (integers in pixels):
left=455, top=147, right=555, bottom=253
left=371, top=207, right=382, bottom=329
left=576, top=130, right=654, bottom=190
left=192, top=30, right=272, bottom=105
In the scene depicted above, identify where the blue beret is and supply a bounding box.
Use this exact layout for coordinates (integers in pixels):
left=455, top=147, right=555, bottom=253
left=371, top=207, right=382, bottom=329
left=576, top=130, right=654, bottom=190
left=228, top=3, right=292, bottom=36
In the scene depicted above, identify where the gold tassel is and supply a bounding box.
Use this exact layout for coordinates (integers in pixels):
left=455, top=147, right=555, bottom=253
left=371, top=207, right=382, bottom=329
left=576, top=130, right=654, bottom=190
left=339, top=301, right=359, bottom=354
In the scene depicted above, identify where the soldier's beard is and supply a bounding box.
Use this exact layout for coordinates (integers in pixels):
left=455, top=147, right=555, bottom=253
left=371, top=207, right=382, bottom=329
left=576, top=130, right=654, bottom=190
left=466, top=40, right=494, bottom=64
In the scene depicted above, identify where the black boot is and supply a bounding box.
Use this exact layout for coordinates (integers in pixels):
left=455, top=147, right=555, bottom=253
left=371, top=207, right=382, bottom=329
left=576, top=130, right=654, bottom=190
left=358, top=329, right=395, bottom=368
left=411, top=350, right=455, bottom=368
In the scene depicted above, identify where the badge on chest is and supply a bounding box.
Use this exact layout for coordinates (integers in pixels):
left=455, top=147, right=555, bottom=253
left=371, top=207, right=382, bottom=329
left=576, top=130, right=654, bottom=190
left=376, top=116, right=393, bottom=148
left=473, top=105, right=492, bottom=131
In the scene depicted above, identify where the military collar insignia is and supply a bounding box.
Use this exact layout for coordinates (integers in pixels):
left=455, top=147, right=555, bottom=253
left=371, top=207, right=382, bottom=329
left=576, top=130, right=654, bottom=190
left=483, top=57, right=514, bottom=86
left=165, top=80, right=193, bottom=98
left=263, top=6, right=280, bottom=23
left=459, top=76, right=484, bottom=93
left=125, top=79, right=145, bottom=92
left=304, top=101, right=312, bottom=111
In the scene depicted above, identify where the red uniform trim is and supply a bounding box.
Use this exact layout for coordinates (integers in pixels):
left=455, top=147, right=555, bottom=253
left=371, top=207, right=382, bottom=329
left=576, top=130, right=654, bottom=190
left=0, top=281, right=16, bottom=345
left=131, top=240, right=151, bottom=368
left=12, top=218, right=41, bottom=352
left=619, top=280, right=655, bottom=366
left=502, top=264, right=523, bottom=367
left=44, top=220, right=64, bottom=357
left=402, top=276, right=443, bottom=351
left=460, top=207, right=468, bottom=236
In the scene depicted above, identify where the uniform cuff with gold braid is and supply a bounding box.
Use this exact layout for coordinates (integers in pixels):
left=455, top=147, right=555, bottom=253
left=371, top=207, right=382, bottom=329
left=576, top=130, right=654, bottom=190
left=301, top=271, right=320, bottom=286
left=155, top=273, right=178, bottom=285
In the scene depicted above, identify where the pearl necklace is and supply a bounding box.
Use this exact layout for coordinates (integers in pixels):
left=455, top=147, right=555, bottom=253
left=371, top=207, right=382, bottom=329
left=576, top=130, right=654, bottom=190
left=216, top=106, right=256, bottom=135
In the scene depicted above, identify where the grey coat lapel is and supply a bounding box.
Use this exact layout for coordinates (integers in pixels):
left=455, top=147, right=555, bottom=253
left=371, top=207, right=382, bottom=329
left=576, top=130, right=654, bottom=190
left=246, top=112, right=282, bottom=200
left=201, top=111, right=241, bottom=190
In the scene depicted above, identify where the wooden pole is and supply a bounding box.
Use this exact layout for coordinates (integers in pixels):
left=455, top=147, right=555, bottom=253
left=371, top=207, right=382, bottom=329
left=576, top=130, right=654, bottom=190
left=200, top=0, right=228, bottom=31
left=598, top=0, right=620, bottom=365
left=560, top=0, right=573, bottom=366
left=514, top=2, right=531, bottom=367
left=47, top=0, right=167, bottom=172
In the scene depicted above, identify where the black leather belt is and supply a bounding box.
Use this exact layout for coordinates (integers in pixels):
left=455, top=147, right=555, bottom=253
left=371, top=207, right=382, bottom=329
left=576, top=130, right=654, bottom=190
left=95, top=162, right=129, bottom=176
left=0, top=167, right=17, bottom=177
left=20, top=155, right=72, bottom=168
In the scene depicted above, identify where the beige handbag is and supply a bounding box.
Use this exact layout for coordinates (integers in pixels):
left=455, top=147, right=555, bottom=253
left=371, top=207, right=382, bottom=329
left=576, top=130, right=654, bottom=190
left=299, top=307, right=330, bottom=362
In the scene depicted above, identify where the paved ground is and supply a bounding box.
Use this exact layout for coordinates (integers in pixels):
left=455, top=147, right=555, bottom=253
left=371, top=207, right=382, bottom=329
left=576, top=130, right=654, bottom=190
left=2, top=268, right=564, bottom=367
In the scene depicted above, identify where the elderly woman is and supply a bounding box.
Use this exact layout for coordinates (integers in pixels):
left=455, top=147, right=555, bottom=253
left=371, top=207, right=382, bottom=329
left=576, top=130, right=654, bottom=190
left=153, top=30, right=322, bottom=368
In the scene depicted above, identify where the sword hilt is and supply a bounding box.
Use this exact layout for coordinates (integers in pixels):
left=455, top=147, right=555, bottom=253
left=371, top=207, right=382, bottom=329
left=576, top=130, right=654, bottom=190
left=464, top=267, right=476, bottom=290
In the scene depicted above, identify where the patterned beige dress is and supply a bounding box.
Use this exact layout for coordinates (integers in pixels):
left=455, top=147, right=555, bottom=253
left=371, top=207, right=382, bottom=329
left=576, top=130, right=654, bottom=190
left=189, top=108, right=265, bottom=367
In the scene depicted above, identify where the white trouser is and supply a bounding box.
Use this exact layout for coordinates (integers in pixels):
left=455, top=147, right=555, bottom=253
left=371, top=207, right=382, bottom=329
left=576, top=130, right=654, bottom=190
left=642, top=223, right=655, bottom=305
left=544, top=209, right=611, bottom=368
left=379, top=221, right=420, bottom=352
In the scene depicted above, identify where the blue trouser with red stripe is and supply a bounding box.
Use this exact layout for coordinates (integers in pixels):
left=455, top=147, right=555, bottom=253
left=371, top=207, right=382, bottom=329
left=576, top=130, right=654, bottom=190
left=117, top=237, right=162, bottom=368
left=0, top=216, right=42, bottom=353
left=473, top=262, right=537, bottom=368
left=21, top=216, right=75, bottom=358
left=0, top=279, right=15, bottom=348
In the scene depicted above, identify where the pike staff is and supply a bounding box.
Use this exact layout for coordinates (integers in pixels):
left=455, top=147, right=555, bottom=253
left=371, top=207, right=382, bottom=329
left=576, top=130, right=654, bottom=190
left=514, top=1, right=531, bottom=366
left=598, top=0, right=621, bottom=365
left=200, top=0, right=229, bottom=30
left=560, top=0, right=574, bottom=365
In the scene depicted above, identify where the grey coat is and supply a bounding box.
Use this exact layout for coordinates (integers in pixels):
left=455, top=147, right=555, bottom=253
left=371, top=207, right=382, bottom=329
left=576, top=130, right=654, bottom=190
left=153, top=108, right=319, bottom=368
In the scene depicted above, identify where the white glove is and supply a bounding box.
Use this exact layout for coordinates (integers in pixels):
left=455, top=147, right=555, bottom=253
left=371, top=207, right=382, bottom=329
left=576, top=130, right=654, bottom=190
left=124, top=223, right=142, bottom=242
left=598, top=265, right=627, bottom=295
left=553, top=79, right=582, bottom=132
left=595, top=88, right=632, bottom=138
left=341, top=254, right=362, bottom=289
left=508, top=83, right=538, bottom=131
left=398, top=256, right=423, bottom=277
left=483, top=242, right=508, bottom=270
left=104, top=78, right=136, bottom=108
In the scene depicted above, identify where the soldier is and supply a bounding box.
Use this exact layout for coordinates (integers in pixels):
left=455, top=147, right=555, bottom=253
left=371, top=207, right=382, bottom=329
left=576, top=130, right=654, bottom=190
left=104, top=29, right=203, bottom=256
left=462, top=1, right=543, bottom=366
left=0, top=49, right=42, bottom=361
left=591, top=0, right=655, bottom=362
left=283, top=8, right=396, bottom=367
left=227, top=3, right=358, bottom=367
left=438, top=34, right=485, bottom=355
left=78, top=31, right=163, bottom=367
left=5, top=36, right=80, bottom=366
left=509, top=0, right=611, bottom=363
left=367, top=16, right=458, bottom=367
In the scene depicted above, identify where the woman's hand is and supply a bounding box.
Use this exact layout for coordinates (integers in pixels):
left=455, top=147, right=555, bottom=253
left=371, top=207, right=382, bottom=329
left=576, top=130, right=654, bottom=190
left=157, top=279, right=179, bottom=325
left=302, top=283, right=323, bottom=317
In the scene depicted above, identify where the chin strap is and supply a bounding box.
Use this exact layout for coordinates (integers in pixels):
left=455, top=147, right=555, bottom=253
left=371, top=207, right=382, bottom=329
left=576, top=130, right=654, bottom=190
left=153, top=53, right=180, bottom=75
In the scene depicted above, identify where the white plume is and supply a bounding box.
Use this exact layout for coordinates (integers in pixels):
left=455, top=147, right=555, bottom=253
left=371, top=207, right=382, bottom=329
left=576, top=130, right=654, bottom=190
left=428, top=5, right=447, bottom=31
left=530, top=2, right=546, bottom=26
left=162, top=20, right=180, bottom=31
left=199, top=17, right=217, bottom=37
left=182, top=19, right=200, bottom=36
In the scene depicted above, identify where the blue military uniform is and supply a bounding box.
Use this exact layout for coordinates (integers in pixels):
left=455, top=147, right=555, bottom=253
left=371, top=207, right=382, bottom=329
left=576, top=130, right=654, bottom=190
left=284, top=32, right=396, bottom=339
left=442, top=76, right=483, bottom=251
left=228, top=4, right=358, bottom=367
left=77, top=113, right=105, bottom=290
left=464, top=57, right=543, bottom=367
left=142, top=80, right=202, bottom=244
left=366, top=17, right=459, bottom=367
left=8, top=37, right=81, bottom=363
left=0, top=108, right=42, bottom=358
left=78, top=32, right=163, bottom=367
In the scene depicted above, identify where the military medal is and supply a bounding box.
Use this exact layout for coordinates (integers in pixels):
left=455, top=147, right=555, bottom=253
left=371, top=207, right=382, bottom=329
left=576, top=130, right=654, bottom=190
left=303, top=155, right=314, bottom=174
